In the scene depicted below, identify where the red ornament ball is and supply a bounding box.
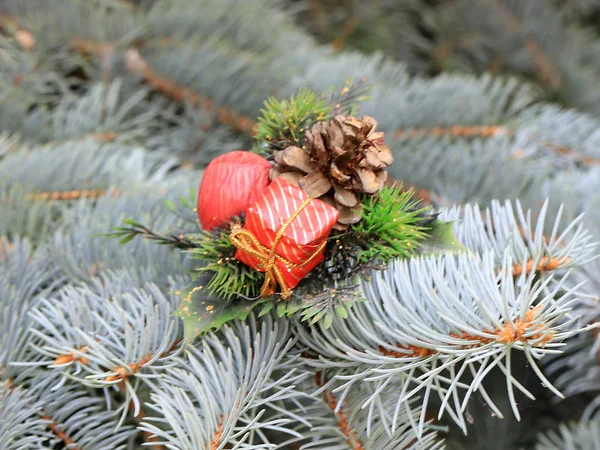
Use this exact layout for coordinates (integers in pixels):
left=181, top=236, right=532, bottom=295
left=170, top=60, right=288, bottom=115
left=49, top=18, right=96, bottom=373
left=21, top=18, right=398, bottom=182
left=197, top=151, right=272, bottom=230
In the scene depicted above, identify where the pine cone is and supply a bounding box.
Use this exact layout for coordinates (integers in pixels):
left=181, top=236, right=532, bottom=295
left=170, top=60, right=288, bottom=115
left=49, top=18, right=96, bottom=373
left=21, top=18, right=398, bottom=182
left=269, top=115, right=393, bottom=229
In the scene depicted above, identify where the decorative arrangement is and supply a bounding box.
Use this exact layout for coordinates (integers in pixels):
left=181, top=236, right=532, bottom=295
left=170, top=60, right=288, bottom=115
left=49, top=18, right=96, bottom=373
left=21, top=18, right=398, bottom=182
left=110, top=83, right=463, bottom=340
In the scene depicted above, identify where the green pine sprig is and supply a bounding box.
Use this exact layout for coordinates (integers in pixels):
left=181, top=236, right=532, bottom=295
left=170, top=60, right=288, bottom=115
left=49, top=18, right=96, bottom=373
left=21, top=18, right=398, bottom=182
left=186, top=225, right=265, bottom=300
left=352, top=186, right=430, bottom=263
left=254, top=88, right=330, bottom=152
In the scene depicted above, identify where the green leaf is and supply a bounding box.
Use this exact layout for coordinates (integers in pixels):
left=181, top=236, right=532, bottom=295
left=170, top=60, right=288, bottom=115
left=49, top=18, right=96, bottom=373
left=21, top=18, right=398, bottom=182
left=123, top=219, right=143, bottom=227
left=118, top=235, right=136, bottom=245
left=257, top=302, right=274, bottom=317
left=164, top=199, right=177, bottom=213
left=276, top=302, right=288, bottom=318
left=179, top=195, right=190, bottom=209
left=254, top=88, right=331, bottom=153
left=335, top=305, right=349, bottom=319
left=419, top=220, right=465, bottom=256
left=175, top=274, right=270, bottom=341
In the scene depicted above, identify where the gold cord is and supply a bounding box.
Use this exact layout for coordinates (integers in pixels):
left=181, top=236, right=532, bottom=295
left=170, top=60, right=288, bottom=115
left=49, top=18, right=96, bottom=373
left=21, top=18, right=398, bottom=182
left=230, top=197, right=326, bottom=299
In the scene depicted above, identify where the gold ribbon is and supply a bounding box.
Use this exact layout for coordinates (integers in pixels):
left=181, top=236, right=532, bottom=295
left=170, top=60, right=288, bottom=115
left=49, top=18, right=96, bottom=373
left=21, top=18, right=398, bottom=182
left=230, top=197, right=326, bottom=299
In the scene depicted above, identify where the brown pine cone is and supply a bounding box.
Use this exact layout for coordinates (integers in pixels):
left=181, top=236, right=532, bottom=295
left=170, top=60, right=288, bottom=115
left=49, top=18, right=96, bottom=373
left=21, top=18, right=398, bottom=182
left=269, top=115, right=393, bottom=229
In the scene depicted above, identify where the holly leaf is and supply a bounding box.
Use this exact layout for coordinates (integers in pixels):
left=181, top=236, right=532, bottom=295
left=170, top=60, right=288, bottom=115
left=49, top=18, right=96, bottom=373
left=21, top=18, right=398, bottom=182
left=419, top=220, right=465, bottom=256
left=174, top=273, right=270, bottom=341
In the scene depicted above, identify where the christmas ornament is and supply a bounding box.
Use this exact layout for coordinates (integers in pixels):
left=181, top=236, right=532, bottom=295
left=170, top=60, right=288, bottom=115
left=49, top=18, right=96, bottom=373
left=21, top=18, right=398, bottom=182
left=230, top=177, right=339, bottom=299
left=113, top=85, right=462, bottom=340
left=197, top=151, right=271, bottom=230
left=269, top=115, right=393, bottom=228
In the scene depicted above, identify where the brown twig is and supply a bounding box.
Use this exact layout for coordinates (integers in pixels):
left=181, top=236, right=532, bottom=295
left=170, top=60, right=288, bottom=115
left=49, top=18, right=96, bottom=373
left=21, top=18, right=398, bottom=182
left=397, top=125, right=600, bottom=168
left=315, top=372, right=364, bottom=450
left=524, top=38, right=562, bottom=89
left=42, top=414, right=82, bottom=450
left=24, top=188, right=120, bottom=201
left=380, top=305, right=553, bottom=359
left=542, top=142, right=600, bottom=166
left=52, top=346, right=89, bottom=366
left=35, top=132, right=117, bottom=150
left=70, top=37, right=257, bottom=135
left=511, top=256, right=571, bottom=276
left=210, top=422, right=224, bottom=450
left=394, top=125, right=509, bottom=139
left=104, top=338, right=182, bottom=383
left=332, top=16, right=360, bottom=52
left=488, top=59, right=504, bottom=75
left=124, top=48, right=256, bottom=135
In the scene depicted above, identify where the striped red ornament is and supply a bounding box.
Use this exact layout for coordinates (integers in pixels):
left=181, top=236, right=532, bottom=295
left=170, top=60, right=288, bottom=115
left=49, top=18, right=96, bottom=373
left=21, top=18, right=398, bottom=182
left=197, top=151, right=272, bottom=230
left=233, top=178, right=339, bottom=295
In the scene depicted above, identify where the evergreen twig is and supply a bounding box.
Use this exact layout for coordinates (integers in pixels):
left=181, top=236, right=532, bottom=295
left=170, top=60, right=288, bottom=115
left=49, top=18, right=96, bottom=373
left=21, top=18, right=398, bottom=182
left=347, top=186, right=430, bottom=264
left=105, top=219, right=201, bottom=249
left=254, top=88, right=330, bottom=153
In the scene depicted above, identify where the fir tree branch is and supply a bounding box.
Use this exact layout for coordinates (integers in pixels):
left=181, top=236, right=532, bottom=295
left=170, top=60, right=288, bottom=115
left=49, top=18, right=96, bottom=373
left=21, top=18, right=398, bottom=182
left=315, top=371, right=365, bottom=450
left=488, top=0, right=562, bottom=89
left=140, top=317, right=304, bottom=449
left=349, top=186, right=431, bottom=264
left=379, top=305, right=554, bottom=360
left=254, top=88, right=330, bottom=151
left=297, top=247, right=591, bottom=436
left=123, top=47, right=256, bottom=135
left=3, top=375, right=133, bottom=450
left=2, top=382, right=75, bottom=449
left=69, top=37, right=258, bottom=135
left=118, top=381, right=166, bottom=450
left=445, top=200, right=597, bottom=279
left=0, top=383, right=51, bottom=450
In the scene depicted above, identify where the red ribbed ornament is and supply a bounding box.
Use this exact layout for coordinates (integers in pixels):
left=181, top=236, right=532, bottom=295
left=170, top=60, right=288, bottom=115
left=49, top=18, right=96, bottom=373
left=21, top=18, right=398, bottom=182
left=197, top=151, right=272, bottom=230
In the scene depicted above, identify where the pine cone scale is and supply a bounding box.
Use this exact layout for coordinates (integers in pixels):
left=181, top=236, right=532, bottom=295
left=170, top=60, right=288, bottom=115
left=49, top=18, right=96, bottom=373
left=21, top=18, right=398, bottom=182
left=333, top=184, right=359, bottom=207
left=299, top=172, right=333, bottom=198
left=282, top=146, right=314, bottom=173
